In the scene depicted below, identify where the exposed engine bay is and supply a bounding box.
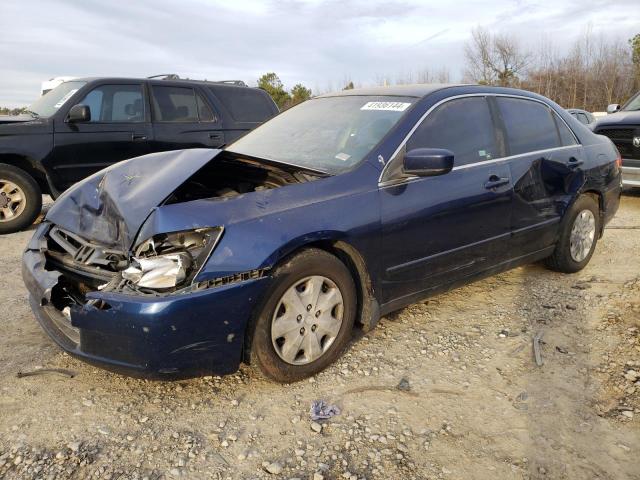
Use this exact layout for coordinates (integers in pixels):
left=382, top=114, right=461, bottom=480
left=164, top=152, right=315, bottom=205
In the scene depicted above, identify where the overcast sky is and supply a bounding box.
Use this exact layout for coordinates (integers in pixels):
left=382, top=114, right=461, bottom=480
left=1, top=0, right=639, bottom=106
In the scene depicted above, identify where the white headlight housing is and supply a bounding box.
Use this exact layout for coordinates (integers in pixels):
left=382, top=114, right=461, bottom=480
left=124, top=227, right=223, bottom=291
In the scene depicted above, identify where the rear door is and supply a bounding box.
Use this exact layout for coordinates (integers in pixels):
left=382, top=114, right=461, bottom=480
left=150, top=84, right=225, bottom=151
left=51, top=82, right=152, bottom=189
left=379, top=96, right=513, bottom=304
left=493, top=96, right=583, bottom=257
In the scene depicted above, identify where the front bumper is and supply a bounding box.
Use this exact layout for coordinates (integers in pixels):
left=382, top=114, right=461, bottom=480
left=621, top=164, right=640, bottom=187
left=22, top=224, right=269, bottom=379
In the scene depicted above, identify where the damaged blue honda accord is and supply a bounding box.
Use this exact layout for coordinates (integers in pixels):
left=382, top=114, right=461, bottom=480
left=23, top=85, right=622, bottom=382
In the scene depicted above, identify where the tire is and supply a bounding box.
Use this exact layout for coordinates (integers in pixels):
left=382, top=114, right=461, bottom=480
left=248, top=248, right=357, bottom=383
left=0, top=164, right=42, bottom=234
left=544, top=194, right=600, bottom=273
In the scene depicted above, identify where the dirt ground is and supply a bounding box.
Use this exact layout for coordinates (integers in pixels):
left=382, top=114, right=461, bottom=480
left=0, top=192, right=639, bottom=480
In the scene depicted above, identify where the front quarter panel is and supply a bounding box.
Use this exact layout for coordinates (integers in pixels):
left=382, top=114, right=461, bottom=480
left=137, top=163, right=383, bottom=290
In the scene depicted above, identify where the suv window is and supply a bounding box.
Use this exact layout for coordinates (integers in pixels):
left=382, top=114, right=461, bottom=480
left=78, top=84, right=144, bottom=122
left=496, top=97, right=563, bottom=155
left=211, top=88, right=275, bottom=122
left=407, top=97, right=499, bottom=166
left=152, top=86, right=215, bottom=122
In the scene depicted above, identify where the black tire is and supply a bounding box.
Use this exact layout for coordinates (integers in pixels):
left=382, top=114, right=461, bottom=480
left=544, top=194, right=600, bottom=273
left=247, top=248, right=357, bottom=383
left=0, top=164, right=42, bottom=234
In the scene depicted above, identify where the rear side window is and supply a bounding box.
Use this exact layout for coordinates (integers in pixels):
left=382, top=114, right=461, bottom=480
left=152, top=86, right=199, bottom=122
left=77, top=84, right=144, bottom=122
left=496, top=97, right=562, bottom=155
left=407, top=97, right=499, bottom=166
left=555, top=115, right=577, bottom=146
left=211, top=88, right=275, bottom=122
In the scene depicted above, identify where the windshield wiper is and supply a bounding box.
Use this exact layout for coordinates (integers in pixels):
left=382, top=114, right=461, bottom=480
left=22, top=109, right=40, bottom=118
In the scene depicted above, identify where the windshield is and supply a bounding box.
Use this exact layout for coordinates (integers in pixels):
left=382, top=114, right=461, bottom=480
left=227, top=95, right=417, bottom=174
left=622, top=91, right=640, bottom=111
left=28, top=81, right=87, bottom=117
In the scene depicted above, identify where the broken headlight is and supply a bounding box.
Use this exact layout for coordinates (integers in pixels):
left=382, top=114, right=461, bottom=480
left=123, top=227, right=223, bottom=290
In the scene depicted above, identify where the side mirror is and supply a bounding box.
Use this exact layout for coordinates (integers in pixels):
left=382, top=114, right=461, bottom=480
left=606, top=104, right=620, bottom=114
left=403, top=148, right=454, bottom=177
left=67, top=104, right=91, bottom=123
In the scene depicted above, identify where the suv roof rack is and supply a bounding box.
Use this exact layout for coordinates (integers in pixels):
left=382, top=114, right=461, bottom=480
left=146, top=75, right=247, bottom=87
left=147, top=74, right=181, bottom=80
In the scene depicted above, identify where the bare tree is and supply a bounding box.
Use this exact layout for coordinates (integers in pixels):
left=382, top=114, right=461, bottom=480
left=464, top=27, right=530, bottom=86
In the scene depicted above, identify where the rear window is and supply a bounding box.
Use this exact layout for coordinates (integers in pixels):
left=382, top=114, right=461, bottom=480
left=211, top=88, right=275, bottom=122
left=496, top=97, right=562, bottom=155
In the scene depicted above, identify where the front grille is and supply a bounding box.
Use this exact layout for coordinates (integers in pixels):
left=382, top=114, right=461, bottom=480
left=595, top=126, right=640, bottom=160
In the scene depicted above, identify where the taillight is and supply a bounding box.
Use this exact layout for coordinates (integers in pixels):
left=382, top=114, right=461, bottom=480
left=615, top=153, right=622, bottom=168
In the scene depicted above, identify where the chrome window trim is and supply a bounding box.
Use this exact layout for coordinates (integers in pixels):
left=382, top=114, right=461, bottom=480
left=378, top=92, right=580, bottom=185
left=378, top=145, right=579, bottom=188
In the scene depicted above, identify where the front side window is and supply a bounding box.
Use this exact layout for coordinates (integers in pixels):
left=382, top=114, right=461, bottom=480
left=28, top=81, right=87, bottom=117
left=407, top=97, right=500, bottom=166
left=228, top=95, right=416, bottom=174
left=496, top=97, right=561, bottom=155
left=621, top=91, right=640, bottom=111
left=76, top=84, right=145, bottom=122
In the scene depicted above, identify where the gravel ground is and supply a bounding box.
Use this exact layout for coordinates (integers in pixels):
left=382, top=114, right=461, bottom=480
left=0, top=192, right=638, bottom=480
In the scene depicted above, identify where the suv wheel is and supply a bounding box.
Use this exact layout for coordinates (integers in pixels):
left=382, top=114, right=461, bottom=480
left=0, top=164, right=42, bottom=234
left=544, top=194, right=600, bottom=273
left=248, top=248, right=357, bottom=383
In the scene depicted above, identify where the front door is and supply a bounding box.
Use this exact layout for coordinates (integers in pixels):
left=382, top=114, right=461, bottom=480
left=50, top=82, right=152, bottom=190
left=379, top=96, right=513, bottom=305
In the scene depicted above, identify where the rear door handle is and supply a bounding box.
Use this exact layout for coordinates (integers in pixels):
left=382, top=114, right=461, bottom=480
left=567, top=157, right=584, bottom=169
left=484, top=175, right=510, bottom=189
left=208, top=132, right=223, bottom=140
left=132, top=134, right=147, bottom=141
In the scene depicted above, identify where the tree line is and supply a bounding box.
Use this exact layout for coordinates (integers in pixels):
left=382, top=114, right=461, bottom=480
left=464, top=28, right=640, bottom=111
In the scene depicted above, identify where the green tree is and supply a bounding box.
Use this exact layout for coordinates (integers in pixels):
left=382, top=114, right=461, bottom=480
left=343, top=81, right=355, bottom=90
left=289, top=83, right=312, bottom=106
left=257, top=72, right=291, bottom=109
left=630, top=33, right=640, bottom=89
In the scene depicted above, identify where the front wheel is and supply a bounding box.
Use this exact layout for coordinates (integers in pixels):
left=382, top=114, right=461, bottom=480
left=0, top=164, right=42, bottom=234
left=248, top=248, right=357, bottom=383
left=544, top=194, right=600, bottom=273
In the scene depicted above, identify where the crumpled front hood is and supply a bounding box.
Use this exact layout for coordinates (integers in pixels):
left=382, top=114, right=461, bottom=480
left=46, top=148, right=221, bottom=251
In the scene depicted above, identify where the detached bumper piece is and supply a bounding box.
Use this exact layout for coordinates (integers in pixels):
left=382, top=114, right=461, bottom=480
left=22, top=223, right=268, bottom=378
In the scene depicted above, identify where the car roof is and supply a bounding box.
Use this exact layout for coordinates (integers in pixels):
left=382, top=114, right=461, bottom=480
left=316, top=84, right=467, bottom=99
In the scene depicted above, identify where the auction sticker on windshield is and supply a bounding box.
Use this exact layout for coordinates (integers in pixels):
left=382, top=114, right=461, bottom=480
left=361, top=101, right=411, bottom=112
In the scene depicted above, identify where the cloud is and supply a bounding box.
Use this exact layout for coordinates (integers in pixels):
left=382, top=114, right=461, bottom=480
left=0, top=0, right=638, bottom=106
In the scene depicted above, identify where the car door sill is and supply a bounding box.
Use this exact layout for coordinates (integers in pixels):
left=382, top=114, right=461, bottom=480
left=380, top=245, right=555, bottom=316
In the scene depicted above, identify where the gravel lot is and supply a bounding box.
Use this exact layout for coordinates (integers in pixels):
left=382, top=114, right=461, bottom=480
left=1, top=192, right=639, bottom=480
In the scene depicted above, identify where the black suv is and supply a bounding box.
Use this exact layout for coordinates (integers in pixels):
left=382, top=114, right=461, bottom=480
left=0, top=76, right=278, bottom=233
left=593, top=91, right=640, bottom=188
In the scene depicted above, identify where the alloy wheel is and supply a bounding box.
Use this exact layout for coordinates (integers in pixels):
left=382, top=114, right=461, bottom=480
left=0, top=180, right=26, bottom=222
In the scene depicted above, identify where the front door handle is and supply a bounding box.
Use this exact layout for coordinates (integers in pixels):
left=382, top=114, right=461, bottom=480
left=132, top=134, right=148, bottom=141
left=484, top=175, right=510, bottom=189
left=567, top=157, right=584, bottom=169
left=208, top=132, right=223, bottom=140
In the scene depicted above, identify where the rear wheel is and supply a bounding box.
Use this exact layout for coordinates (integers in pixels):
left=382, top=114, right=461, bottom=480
left=0, top=164, right=42, bottom=234
left=248, top=248, right=356, bottom=383
left=544, top=194, right=599, bottom=273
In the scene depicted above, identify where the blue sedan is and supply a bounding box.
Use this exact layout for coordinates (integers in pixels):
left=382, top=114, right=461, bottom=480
left=23, top=84, right=622, bottom=382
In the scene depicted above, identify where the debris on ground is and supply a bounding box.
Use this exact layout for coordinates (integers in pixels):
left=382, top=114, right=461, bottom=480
left=533, top=331, right=545, bottom=367
left=310, top=400, right=340, bottom=421
left=16, top=368, right=76, bottom=379
left=397, top=377, right=411, bottom=392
